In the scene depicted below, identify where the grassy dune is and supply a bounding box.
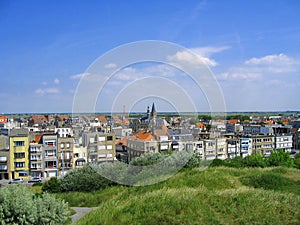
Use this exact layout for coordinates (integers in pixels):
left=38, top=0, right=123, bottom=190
left=57, top=167, right=300, bottom=225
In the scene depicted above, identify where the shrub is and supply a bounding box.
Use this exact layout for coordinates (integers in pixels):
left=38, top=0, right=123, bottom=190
left=244, top=152, right=267, bottom=168
left=42, top=177, right=62, bottom=193
left=209, top=158, right=225, bottom=167
left=60, top=165, right=114, bottom=192
left=268, top=149, right=293, bottom=167
left=225, top=156, right=245, bottom=168
left=184, top=153, right=202, bottom=168
left=0, top=185, right=69, bottom=224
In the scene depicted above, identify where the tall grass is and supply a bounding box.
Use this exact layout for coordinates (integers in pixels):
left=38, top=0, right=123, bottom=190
left=54, top=167, right=300, bottom=225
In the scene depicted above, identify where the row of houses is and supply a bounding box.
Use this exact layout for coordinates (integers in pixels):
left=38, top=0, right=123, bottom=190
left=125, top=130, right=293, bottom=161
left=0, top=105, right=299, bottom=180
left=0, top=128, right=116, bottom=180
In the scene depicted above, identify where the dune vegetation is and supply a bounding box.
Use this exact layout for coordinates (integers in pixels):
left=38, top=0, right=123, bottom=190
left=54, top=166, right=300, bottom=225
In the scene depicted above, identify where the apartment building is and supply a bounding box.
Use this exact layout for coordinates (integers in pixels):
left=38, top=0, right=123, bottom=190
left=240, top=137, right=253, bottom=157
left=29, top=139, right=43, bottom=177
left=274, top=134, right=293, bottom=152
left=9, top=129, right=29, bottom=179
left=226, top=139, right=240, bottom=159
left=83, top=132, right=116, bottom=163
left=0, top=135, right=9, bottom=179
left=127, top=130, right=158, bottom=162
left=58, top=137, right=74, bottom=175
left=42, top=134, right=58, bottom=177
left=252, top=135, right=274, bottom=156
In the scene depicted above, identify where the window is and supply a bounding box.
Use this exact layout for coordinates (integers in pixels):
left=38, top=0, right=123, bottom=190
left=0, top=165, right=7, bottom=170
left=15, top=162, right=25, bottom=168
left=90, top=137, right=95, bottom=143
left=14, top=141, right=25, bottom=146
left=45, top=161, right=57, bottom=168
left=66, top=142, right=70, bottom=148
left=0, top=156, right=7, bottom=162
left=14, top=152, right=25, bottom=158
left=107, top=136, right=113, bottom=141
left=98, top=145, right=106, bottom=150
left=98, top=136, right=105, bottom=142
left=60, top=143, right=65, bottom=148
left=107, top=145, right=112, bottom=150
left=45, top=149, right=56, bottom=157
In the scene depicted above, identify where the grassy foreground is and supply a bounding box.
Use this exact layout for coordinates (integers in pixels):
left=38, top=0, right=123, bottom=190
left=56, top=167, right=300, bottom=225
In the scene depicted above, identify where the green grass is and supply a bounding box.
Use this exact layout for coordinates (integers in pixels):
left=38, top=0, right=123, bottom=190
left=54, top=167, right=300, bottom=225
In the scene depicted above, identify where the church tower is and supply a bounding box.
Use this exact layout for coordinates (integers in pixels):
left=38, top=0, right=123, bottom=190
left=150, top=102, right=157, bottom=118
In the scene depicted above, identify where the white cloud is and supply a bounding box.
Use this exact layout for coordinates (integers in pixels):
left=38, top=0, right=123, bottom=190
left=54, top=78, right=60, bottom=84
left=35, top=88, right=60, bottom=95
left=167, top=50, right=217, bottom=67
left=245, top=53, right=294, bottom=65
left=41, top=81, right=47, bottom=86
left=104, top=63, right=117, bottom=69
left=69, top=73, right=90, bottom=80
left=191, top=46, right=231, bottom=56
left=219, top=53, right=300, bottom=81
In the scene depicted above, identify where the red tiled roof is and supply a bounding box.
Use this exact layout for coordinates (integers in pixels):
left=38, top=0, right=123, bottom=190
left=131, top=130, right=156, bottom=141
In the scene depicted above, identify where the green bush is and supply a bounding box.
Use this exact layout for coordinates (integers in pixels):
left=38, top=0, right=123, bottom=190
left=210, top=158, right=225, bottom=167
left=42, top=177, right=62, bottom=193
left=0, top=185, right=69, bottom=225
left=225, top=156, right=245, bottom=168
left=60, top=165, right=114, bottom=192
left=268, top=149, right=293, bottom=167
left=244, top=152, right=267, bottom=168
left=184, top=153, right=202, bottom=168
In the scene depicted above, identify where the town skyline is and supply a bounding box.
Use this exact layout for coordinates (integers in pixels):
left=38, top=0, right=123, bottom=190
left=1, top=1, right=300, bottom=113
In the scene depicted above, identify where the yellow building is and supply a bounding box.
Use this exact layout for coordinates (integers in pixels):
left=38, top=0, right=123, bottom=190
left=9, top=129, right=29, bottom=179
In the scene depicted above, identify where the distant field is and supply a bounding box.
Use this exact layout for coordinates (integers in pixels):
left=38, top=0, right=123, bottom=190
left=56, top=167, right=300, bottom=225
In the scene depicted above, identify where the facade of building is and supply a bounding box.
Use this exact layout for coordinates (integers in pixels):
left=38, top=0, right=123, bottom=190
left=83, top=132, right=116, bottom=163
left=29, top=142, right=43, bottom=177
left=9, top=129, right=30, bottom=179
left=42, top=134, right=58, bottom=177
left=0, top=135, right=9, bottom=179
left=252, top=135, right=274, bottom=156
left=240, top=137, right=252, bottom=157
left=274, top=134, right=293, bottom=152
left=58, top=137, right=74, bottom=175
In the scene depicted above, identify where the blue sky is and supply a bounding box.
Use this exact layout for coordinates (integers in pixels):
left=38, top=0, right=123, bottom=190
left=1, top=0, right=300, bottom=113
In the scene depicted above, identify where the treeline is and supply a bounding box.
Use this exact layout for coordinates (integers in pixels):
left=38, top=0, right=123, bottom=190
left=211, top=150, right=300, bottom=169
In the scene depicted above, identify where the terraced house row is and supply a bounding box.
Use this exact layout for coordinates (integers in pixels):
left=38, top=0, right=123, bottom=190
left=0, top=127, right=116, bottom=180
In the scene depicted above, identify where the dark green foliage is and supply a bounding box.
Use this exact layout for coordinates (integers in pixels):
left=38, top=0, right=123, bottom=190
left=210, top=158, right=225, bottom=167
left=294, top=157, right=300, bottom=169
left=225, top=156, right=245, bottom=168
left=226, top=114, right=250, bottom=121
left=130, top=152, right=165, bottom=166
left=184, top=153, right=202, bottom=168
left=268, top=149, right=293, bottom=167
left=240, top=172, right=299, bottom=194
left=60, top=165, right=114, bottom=192
left=32, top=182, right=43, bottom=187
left=42, top=177, right=62, bottom=193
left=244, top=153, right=267, bottom=168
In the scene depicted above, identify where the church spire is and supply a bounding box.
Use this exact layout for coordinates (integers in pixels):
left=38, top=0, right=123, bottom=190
left=150, top=102, right=157, bottom=118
